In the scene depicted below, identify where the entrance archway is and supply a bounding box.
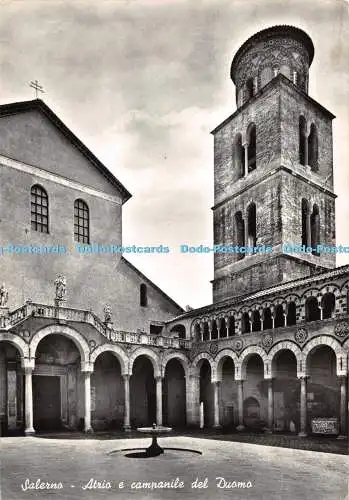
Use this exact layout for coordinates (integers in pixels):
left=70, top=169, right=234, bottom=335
left=220, top=357, right=237, bottom=428
left=163, top=359, right=186, bottom=427
left=34, top=334, right=80, bottom=431
left=243, top=354, right=266, bottom=429
left=199, top=360, right=214, bottom=427
left=130, top=356, right=156, bottom=427
left=272, top=349, right=299, bottom=432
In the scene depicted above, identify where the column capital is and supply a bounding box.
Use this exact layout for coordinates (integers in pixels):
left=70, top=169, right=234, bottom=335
left=81, top=362, right=94, bottom=373
left=122, top=373, right=131, bottom=381
left=23, top=366, right=33, bottom=375
left=155, top=375, right=163, bottom=382
left=338, top=374, right=348, bottom=382
left=21, top=358, right=35, bottom=371
left=298, top=374, right=309, bottom=380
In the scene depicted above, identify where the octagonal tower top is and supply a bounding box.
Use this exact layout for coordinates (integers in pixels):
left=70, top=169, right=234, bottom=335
left=231, top=25, right=314, bottom=108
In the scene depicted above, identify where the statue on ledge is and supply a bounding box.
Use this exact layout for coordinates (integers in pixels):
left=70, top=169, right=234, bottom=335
left=54, top=275, right=66, bottom=301
left=0, top=283, right=8, bottom=307
left=104, top=304, right=112, bottom=324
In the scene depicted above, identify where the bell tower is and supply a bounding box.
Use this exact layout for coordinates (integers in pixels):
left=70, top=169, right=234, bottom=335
left=212, top=26, right=336, bottom=302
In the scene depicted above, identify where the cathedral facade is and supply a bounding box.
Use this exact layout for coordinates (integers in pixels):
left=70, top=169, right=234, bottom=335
left=0, top=26, right=348, bottom=439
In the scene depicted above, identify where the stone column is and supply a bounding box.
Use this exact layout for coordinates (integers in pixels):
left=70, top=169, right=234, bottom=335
left=208, top=321, right=212, bottom=341
left=337, top=376, right=348, bottom=439
left=155, top=376, right=163, bottom=426
left=304, top=132, right=309, bottom=167
left=283, top=313, right=287, bottom=327
left=266, top=379, right=274, bottom=434
left=213, top=381, right=221, bottom=428
left=236, top=380, right=245, bottom=431
left=306, top=211, right=311, bottom=247
left=298, top=376, right=308, bottom=437
left=24, top=367, right=35, bottom=436
left=186, top=374, right=200, bottom=426
left=83, top=371, right=93, bottom=433
left=243, top=143, right=249, bottom=177
left=123, top=375, right=131, bottom=432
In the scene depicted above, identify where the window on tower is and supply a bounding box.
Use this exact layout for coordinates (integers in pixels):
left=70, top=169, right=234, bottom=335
left=310, top=204, right=320, bottom=255
left=247, top=202, right=257, bottom=249
left=308, top=123, right=318, bottom=171
left=234, top=211, right=245, bottom=260
left=246, top=78, right=254, bottom=100
left=247, top=124, right=256, bottom=172
left=140, top=283, right=148, bottom=307
left=233, top=133, right=245, bottom=178
left=31, top=184, right=49, bottom=233
left=299, top=116, right=307, bottom=165
left=301, top=198, right=310, bottom=246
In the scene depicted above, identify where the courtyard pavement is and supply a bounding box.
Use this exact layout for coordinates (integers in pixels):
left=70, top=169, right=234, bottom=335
left=0, top=435, right=348, bottom=500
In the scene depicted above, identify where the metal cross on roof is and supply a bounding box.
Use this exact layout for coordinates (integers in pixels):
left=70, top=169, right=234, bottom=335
left=29, top=80, right=45, bottom=99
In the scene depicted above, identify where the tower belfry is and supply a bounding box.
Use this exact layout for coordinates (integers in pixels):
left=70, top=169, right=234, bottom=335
left=211, top=26, right=336, bottom=302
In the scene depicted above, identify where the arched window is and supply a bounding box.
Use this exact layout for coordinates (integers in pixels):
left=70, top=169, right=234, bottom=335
left=234, top=211, right=245, bottom=261
left=228, top=316, right=235, bottom=336
left=211, top=320, right=218, bottom=340
left=31, top=185, right=49, bottom=233
left=299, top=116, right=307, bottom=166
left=246, top=78, right=254, bottom=100
left=140, top=283, right=148, bottom=307
left=286, top=302, right=297, bottom=326
left=263, top=308, right=273, bottom=330
left=310, top=204, right=320, bottom=255
left=247, top=124, right=256, bottom=172
left=274, top=304, right=284, bottom=328
left=308, top=123, right=318, bottom=172
left=251, top=310, right=261, bottom=332
left=203, top=322, right=209, bottom=341
left=233, top=133, right=245, bottom=178
left=247, top=203, right=257, bottom=249
left=74, top=199, right=90, bottom=243
left=194, top=324, right=201, bottom=341
left=219, top=318, right=227, bottom=338
left=301, top=198, right=310, bottom=247
left=305, top=297, right=321, bottom=322
left=241, top=313, right=251, bottom=334
left=260, top=67, right=273, bottom=87
left=321, top=293, right=335, bottom=319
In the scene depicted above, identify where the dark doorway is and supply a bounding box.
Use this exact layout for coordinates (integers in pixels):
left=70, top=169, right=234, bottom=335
left=33, top=376, right=61, bottom=431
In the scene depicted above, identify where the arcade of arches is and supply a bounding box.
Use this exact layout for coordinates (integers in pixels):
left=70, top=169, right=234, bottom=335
left=0, top=331, right=347, bottom=439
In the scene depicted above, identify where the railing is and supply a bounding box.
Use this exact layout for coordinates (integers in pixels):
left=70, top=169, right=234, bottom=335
left=3, top=302, right=191, bottom=350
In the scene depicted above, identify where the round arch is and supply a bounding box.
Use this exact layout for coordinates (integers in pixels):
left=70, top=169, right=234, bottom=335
left=266, top=341, right=302, bottom=377
left=0, top=333, right=30, bottom=359
left=129, top=347, right=161, bottom=378
left=90, top=344, right=128, bottom=375
left=162, top=351, right=189, bottom=377
left=302, top=335, right=347, bottom=376
left=215, top=349, right=239, bottom=381
left=239, top=345, right=268, bottom=379
left=29, top=325, right=90, bottom=366
left=191, top=352, right=216, bottom=379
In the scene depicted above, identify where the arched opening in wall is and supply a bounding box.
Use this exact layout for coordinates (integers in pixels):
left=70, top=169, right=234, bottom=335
left=308, top=124, right=318, bottom=172
left=286, top=302, right=297, bottom=326
left=199, top=360, right=213, bottom=427
left=228, top=316, right=235, bottom=336
left=299, top=116, right=307, bottom=166
left=307, top=346, right=340, bottom=431
left=241, top=312, right=251, bottom=334
left=247, top=203, right=257, bottom=248
left=170, top=325, right=186, bottom=339
left=140, top=284, right=148, bottom=307
left=247, top=124, right=256, bottom=172
left=301, top=198, right=310, bottom=247
left=243, top=354, right=266, bottom=429
left=0, top=342, right=22, bottom=436
left=260, top=66, right=273, bottom=87
left=219, top=318, right=227, bottom=338
left=272, top=350, right=299, bottom=432
left=234, top=211, right=245, bottom=261
left=321, top=293, right=336, bottom=319
left=246, top=78, right=254, bottom=100
left=211, top=320, right=218, bottom=340
left=194, top=324, right=201, bottom=342
left=305, top=297, right=321, bottom=322
left=31, top=184, right=49, bottom=233
left=202, top=323, right=209, bottom=341
left=310, top=204, right=320, bottom=255
left=274, top=305, right=285, bottom=328
left=163, top=359, right=186, bottom=428
left=251, top=310, right=261, bottom=332
left=130, top=356, right=156, bottom=427
left=34, top=335, right=80, bottom=431
left=220, top=357, right=237, bottom=429
left=233, top=133, right=245, bottom=179
left=263, top=308, right=273, bottom=330
left=92, top=352, right=123, bottom=430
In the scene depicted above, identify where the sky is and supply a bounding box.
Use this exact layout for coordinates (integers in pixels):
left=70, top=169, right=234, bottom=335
left=0, top=0, right=348, bottom=308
